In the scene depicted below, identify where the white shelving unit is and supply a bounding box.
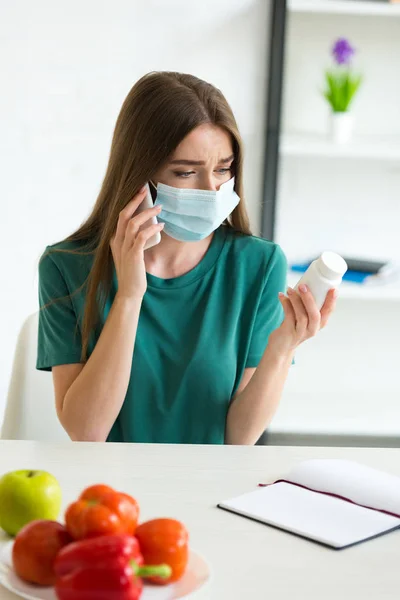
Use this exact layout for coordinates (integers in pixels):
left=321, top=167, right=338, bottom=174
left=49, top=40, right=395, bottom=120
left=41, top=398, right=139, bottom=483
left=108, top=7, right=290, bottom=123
left=274, top=0, right=400, bottom=445
left=277, top=1, right=400, bottom=302
left=289, top=0, right=400, bottom=17
left=287, top=271, right=400, bottom=300
left=281, top=133, right=400, bottom=161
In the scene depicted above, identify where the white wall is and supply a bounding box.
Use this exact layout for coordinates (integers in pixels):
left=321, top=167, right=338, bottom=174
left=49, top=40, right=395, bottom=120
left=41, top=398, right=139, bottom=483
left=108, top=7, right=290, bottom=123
left=0, top=0, right=271, bottom=424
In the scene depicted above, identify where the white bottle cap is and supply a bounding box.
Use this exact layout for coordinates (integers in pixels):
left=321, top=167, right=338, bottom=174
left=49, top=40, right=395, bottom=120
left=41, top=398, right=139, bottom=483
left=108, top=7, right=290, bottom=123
left=317, top=252, right=348, bottom=279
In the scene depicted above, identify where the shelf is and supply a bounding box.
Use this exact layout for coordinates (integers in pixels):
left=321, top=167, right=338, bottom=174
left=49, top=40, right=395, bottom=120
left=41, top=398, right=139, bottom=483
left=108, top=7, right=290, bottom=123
left=287, top=271, right=400, bottom=300
left=280, top=133, right=400, bottom=161
left=288, top=0, right=400, bottom=17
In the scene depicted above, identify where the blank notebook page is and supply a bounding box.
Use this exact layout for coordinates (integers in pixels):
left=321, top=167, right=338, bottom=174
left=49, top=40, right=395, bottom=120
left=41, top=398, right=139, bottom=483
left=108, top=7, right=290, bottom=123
left=219, top=482, right=400, bottom=549
left=286, top=459, right=400, bottom=516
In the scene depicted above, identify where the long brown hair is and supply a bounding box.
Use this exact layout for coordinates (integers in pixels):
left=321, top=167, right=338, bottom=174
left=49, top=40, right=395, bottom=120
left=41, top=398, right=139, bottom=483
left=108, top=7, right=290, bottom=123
left=61, top=71, right=252, bottom=360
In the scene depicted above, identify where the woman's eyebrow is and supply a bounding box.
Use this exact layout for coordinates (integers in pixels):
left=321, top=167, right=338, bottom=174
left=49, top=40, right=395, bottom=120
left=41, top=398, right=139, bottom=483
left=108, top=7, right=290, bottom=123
left=169, top=154, right=235, bottom=166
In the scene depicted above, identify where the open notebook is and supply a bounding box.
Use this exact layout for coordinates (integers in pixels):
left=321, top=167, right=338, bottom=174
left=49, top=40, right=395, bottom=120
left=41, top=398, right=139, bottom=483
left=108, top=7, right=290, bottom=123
left=218, top=459, right=400, bottom=549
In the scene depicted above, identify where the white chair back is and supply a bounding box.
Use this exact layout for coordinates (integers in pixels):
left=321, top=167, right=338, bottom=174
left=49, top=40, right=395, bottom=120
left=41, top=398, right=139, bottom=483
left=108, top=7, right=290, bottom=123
left=1, top=313, right=70, bottom=441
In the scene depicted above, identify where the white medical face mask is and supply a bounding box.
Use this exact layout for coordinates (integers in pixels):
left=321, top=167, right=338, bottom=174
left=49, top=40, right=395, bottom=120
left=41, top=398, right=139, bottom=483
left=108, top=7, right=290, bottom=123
left=152, top=177, right=240, bottom=242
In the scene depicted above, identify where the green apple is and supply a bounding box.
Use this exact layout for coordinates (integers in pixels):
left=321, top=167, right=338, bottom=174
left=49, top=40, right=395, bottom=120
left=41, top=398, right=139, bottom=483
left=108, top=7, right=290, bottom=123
left=0, top=470, right=62, bottom=536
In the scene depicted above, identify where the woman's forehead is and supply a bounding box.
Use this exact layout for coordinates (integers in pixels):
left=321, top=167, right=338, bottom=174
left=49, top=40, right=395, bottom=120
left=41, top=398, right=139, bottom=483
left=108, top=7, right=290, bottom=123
left=170, top=124, right=233, bottom=163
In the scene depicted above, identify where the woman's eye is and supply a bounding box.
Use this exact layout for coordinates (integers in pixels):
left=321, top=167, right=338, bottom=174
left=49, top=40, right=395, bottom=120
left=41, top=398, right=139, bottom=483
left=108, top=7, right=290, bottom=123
left=174, top=171, right=195, bottom=178
left=173, top=167, right=231, bottom=179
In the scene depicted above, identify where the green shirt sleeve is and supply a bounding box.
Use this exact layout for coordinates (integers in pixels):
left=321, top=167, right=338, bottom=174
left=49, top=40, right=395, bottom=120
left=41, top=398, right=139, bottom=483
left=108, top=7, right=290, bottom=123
left=245, top=244, right=288, bottom=368
left=36, top=248, right=83, bottom=371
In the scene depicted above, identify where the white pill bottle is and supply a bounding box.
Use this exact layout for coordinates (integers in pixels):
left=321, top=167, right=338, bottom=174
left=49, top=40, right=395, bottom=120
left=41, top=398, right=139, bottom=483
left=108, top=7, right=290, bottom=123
left=294, top=251, right=348, bottom=310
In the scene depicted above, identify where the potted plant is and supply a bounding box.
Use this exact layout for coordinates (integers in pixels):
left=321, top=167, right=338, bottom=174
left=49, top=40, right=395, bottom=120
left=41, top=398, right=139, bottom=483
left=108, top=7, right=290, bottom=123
left=324, top=38, right=362, bottom=144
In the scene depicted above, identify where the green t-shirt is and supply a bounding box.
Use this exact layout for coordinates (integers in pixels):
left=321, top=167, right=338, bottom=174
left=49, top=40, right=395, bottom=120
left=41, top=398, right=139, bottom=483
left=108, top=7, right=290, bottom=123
left=37, top=226, right=287, bottom=444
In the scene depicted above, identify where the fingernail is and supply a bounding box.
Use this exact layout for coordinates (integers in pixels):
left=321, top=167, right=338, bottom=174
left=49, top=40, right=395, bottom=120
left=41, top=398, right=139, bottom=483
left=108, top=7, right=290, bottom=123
left=157, top=204, right=163, bottom=210
left=140, top=185, right=147, bottom=193
left=159, top=222, right=165, bottom=228
left=333, top=288, right=339, bottom=299
left=287, top=287, right=294, bottom=295
left=278, top=292, right=285, bottom=298
left=299, top=284, right=308, bottom=294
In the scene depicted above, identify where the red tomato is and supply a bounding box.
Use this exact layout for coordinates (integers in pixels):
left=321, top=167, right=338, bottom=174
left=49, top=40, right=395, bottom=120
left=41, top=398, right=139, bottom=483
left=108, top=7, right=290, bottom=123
left=12, top=520, right=72, bottom=585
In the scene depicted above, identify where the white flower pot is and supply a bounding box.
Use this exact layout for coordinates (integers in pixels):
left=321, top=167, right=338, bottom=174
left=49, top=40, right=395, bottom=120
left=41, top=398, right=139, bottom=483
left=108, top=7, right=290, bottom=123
left=330, top=112, right=354, bottom=144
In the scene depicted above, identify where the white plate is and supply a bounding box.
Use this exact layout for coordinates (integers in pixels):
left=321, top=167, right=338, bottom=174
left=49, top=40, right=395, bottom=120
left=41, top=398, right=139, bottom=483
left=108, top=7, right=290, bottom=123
left=0, top=540, right=210, bottom=600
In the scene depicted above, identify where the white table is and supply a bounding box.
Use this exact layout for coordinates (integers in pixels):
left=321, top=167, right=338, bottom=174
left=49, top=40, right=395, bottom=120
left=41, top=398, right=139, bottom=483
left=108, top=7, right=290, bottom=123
left=1, top=441, right=400, bottom=599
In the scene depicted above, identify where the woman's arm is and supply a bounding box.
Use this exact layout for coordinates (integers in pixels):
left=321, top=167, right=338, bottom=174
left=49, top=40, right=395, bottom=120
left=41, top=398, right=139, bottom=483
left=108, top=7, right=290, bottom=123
left=55, top=294, right=141, bottom=441
left=225, top=348, right=293, bottom=445
left=225, top=285, right=337, bottom=445
left=52, top=188, right=164, bottom=442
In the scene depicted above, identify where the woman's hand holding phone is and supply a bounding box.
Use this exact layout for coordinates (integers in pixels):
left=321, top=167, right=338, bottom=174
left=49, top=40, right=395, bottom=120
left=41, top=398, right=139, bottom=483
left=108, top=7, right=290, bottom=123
left=110, top=185, right=164, bottom=301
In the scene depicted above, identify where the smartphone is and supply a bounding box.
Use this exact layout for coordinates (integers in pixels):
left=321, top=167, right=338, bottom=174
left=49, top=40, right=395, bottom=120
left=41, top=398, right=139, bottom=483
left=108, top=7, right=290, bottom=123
left=135, top=183, right=161, bottom=250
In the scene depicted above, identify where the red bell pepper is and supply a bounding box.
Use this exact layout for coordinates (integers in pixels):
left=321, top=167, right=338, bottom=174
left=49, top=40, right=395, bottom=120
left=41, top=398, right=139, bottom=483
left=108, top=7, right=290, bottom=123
left=135, top=518, right=189, bottom=584
left=54, top=534, right=172, bottom=600
left=65, top=484, right=140, bottom=540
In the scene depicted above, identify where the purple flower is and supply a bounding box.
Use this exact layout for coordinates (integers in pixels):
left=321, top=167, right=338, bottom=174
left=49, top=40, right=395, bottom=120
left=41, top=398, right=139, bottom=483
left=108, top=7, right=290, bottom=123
left=332, top=38, right=355, bottom=65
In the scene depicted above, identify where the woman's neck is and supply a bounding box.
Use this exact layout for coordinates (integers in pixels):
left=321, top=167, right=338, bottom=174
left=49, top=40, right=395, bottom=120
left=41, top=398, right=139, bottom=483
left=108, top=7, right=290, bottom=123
left=144, top=231, right=214, bottom=279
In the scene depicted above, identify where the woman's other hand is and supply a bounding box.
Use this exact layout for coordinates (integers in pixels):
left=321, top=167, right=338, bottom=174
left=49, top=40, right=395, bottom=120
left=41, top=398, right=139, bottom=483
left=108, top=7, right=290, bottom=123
left=268, top=285, right=337, bottom=356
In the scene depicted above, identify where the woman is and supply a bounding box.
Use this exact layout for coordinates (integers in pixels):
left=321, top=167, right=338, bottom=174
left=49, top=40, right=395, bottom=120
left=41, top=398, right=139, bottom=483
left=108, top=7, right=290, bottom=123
left=37, top=71, right=336, bottom=445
